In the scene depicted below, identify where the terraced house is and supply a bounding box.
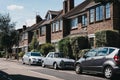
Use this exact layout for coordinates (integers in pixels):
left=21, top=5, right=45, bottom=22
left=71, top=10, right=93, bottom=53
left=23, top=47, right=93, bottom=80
left=14, top=0, right=120, bottom=53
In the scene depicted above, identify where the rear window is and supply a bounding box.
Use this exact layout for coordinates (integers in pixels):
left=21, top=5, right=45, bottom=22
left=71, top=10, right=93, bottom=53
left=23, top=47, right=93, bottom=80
left=117, top=50, right=120, bottom=57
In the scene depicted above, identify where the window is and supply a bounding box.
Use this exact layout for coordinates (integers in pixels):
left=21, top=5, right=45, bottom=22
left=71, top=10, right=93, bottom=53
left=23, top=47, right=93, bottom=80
left=97, top=48, right=108, bottom=56
left=46, top=13, right=51, bottom=20
left=52, top=23, right=55, bottom=32
left=40, top=26, right=46, bottom=35
left=82, top=15, right=87, bottom=27
left=59, top=20, right=63, bottom=30
left=96, top=5, right=103, bottom=21
left=90, top=9, right=95, bottom=23
left=24, top=32, right=28, bottom=39
left=56, top=21, right=59, bottom=31
left=85, top=49, right=97, bottom=57
left=105, top=3, right=110, bottom=19
left=71, top=18, right=78, bottom=29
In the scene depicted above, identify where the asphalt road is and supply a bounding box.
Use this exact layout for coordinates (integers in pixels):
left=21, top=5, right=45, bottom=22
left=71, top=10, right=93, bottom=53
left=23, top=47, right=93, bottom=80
left=0, top=58, right=120, bottom=80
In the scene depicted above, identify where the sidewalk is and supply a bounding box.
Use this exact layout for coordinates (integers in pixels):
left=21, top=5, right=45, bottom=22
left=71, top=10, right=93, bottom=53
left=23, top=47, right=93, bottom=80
left=2, top=58, right=22, bottom=63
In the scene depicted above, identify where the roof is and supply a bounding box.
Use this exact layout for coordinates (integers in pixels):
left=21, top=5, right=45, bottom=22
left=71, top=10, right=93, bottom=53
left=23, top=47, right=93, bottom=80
left=64, top=0, right=98, bottom=18
left=45, top=10, right=61, bottom=18
left=52, top=10, right=64, bottom=22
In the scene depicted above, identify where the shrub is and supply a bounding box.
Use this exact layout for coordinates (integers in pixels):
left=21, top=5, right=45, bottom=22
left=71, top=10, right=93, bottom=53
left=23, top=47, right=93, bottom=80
left=18, top=52, right=25, bottom=57
left=95, top=30, right=120, bottom=48
left=40, top=43, right=55, bottom=56
left=58, top=37, right=73, bottom=58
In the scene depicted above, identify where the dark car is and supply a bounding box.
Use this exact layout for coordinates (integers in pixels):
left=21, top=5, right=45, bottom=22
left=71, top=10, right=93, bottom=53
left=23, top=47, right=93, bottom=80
left=75, top=47, right=120, bottom=79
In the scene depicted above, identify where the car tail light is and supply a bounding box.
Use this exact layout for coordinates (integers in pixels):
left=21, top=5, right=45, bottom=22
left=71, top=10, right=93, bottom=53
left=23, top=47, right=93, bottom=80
left=114, top=55, right=120, bottom=64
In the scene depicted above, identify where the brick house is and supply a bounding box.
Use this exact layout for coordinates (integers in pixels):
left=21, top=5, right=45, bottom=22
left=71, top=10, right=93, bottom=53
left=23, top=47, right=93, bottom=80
left=63, top=0, right=120, bottom=47
left=15, top=0, right=120, bottom=53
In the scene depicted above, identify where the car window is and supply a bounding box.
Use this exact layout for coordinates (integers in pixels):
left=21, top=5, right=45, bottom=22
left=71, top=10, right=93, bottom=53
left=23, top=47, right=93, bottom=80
left=54, top=53, right=63, bottom=58
left=109, top=48, right=115, bottom=54
left=97, top=48, right=108, bottom=56
left=117, top=50, right=120, bottom=57
left=85, top=49, right=97, bottom=57
left=31, top=52, right=41, bottom=56
left=47, top=53, right=53, bottom=58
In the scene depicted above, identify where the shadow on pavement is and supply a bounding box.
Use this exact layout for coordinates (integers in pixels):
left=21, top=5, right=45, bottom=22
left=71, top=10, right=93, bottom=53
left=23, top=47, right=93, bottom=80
left=0, top=70, right=48, bottom=80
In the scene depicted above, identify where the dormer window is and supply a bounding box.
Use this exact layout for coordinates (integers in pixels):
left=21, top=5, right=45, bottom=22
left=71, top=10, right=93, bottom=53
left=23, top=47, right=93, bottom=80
left=71, top=18, right=78, bottom=29
left=46, top=13, right=52, bottom=20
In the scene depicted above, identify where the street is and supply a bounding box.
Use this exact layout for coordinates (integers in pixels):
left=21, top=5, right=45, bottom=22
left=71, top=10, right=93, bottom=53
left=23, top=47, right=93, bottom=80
left=0, top=58, right=119, bottom=80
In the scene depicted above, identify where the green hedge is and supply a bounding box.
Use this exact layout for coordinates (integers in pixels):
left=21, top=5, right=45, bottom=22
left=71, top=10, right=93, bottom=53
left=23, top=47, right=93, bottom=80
left=58, top=36, right=90, bottom=59
left=95, top=30, right=120, bottom=48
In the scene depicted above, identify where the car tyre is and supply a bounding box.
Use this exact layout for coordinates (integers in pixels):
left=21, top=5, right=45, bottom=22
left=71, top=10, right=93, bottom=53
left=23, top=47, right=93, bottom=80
left=22, top=58, right=25, bottom=64
left=42, top=62, right=45, bottom=68
left=75, top=63, right=82, bottom=74
left=53, top=63, right=58, bottom=70
left=104, top=66, right=113, bottom=79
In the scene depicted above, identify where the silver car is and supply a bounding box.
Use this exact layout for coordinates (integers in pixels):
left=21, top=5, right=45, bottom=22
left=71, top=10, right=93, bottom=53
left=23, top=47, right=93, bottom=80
left=42, top=52, right=75, bottom=69
left=22, top=52, right=43, bottom=65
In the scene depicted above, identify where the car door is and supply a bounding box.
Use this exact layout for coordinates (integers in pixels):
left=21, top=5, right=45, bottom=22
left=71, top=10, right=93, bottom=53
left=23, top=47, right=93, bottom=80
left=23, top=53, right=28, bottom=63
left=82, top=49, right=97, bottom=71
left=44, top=52, right=53, bottom=66
left=26, top=52, right=30, bottom=64
left=91, top=48, right=109, bottom=72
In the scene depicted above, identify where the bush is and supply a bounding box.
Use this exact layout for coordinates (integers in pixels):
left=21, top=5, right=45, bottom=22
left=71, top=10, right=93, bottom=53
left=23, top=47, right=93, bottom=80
left=18, top=52, right=25, bottom=57
left=95, top=30, right=120, bottom=48
left=78, top=49, right=90, bottom=58
left=58, top=37, right=73, bottom=58
left=40, top=43, right=55, bottom=56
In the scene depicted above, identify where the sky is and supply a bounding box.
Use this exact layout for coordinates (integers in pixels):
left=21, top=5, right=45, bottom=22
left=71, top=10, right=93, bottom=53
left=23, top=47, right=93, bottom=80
left=0, top=0, right=84, bottom=29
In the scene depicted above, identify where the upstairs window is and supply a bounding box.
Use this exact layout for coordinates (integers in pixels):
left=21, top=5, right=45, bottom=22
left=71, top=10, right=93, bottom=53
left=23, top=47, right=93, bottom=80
left=40, top=26, right=46, bottom=36
left=24, top=32, right=28, bottom=39
left=59, top=20, right=63, bottom=30
left=71, top=18, right=78, bottom=29
left=90, top=9, right=95, bottom=23
left=105, top=3, right=110, bottom=19
left=82, top=15, right=87, bottom=27
left=55, top=21, right=59, bottom=31
left=96, top=5, right=103, bottom=21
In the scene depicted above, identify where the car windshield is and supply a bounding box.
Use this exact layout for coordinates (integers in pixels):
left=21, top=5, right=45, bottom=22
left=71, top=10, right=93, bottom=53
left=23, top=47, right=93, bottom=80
left=31, top=52, right=42, bottom=56
left=54, top=53, right=63, bottom=58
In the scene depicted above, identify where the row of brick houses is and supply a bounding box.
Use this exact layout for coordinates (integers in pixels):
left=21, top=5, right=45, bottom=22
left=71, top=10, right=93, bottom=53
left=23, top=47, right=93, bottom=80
left=13, top=0, right=120, bottom=53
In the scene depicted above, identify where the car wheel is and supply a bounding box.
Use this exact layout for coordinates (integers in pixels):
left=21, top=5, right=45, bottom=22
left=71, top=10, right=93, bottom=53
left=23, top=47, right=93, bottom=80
left=53, top=63, right=58, bottom=70
left=42, top=62, right=45, bottom=68
left=104, top=66, right=113, bottom=79
left=75, top=63, right=82, bottom=74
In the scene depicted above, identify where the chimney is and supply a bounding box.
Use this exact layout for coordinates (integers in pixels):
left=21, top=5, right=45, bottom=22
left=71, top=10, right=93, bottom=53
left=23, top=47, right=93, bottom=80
left=36, top=15, right=42, bottom=24
left=23, top=25, right=26, bottom=31
left=63, top=0, right=74, bottom=14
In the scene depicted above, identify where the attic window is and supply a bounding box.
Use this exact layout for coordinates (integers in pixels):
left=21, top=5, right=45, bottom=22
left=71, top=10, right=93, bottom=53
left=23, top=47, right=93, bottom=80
left=46, top=13, right=52, bottom=20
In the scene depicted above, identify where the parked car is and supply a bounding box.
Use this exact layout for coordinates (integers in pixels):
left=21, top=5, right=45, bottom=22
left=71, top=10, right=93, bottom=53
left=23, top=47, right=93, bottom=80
left=75, top=47, right=120, bottom=79
left=42, top=52, right=75, bottom=70
left=22, top=52, right=43, bottom=65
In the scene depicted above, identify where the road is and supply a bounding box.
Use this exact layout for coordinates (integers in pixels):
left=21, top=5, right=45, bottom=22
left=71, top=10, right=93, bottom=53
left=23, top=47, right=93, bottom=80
left=0, top=58, right=119, bottom=80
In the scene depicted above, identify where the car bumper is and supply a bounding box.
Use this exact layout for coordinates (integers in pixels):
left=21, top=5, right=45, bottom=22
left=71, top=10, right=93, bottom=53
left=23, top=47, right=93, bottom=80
left=31, top=60, right=42, bottom=65
left=113, top=67, right=120, bottom=74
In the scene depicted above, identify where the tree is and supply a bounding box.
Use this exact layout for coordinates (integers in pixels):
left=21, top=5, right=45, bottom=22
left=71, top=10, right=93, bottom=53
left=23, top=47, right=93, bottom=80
left=0, top=13, right=16, bottom=59
left=29, top=32, right=39, bottom=52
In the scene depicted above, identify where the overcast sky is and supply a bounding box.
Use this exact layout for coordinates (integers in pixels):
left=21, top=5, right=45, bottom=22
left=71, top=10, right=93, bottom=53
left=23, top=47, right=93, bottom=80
left=0, top=0, right=84, bottom=29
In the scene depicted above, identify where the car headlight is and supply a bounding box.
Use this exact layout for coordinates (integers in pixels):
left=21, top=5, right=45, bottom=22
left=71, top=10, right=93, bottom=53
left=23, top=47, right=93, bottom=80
left=32, top=58, right=36, bottom=61
left=60, top=60, right=64, bottom=66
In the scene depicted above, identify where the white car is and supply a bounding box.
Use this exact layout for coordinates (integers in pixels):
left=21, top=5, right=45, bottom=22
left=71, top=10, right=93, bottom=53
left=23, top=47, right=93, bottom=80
left=42, top=52, right=75, bottom=69
left=22, top=52, right=43, bottom=65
